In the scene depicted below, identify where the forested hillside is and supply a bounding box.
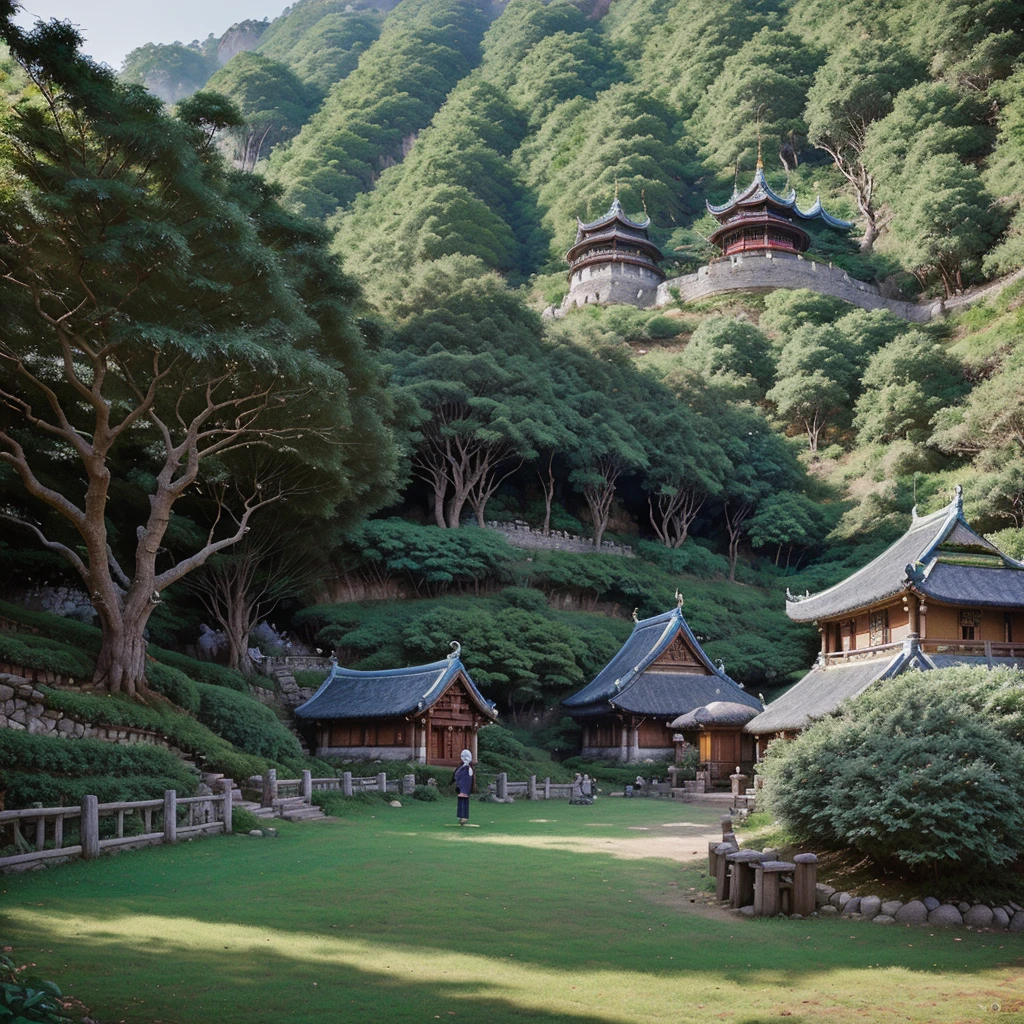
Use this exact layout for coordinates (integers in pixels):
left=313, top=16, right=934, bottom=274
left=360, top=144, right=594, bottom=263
left=2, top=0, right=1023, bottom=724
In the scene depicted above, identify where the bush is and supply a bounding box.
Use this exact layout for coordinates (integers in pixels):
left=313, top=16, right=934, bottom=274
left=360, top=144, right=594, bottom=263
left=146, top=661, right=201, bottom=713
left=293, top=669, right=327, bottom=690
left=412, top=784, right=439, bottom=801
left=759, top=670, right=1024, bottom=875
left=0, top=600, right=101, bottom=651
left=0, top=631, right=94, bottom=679
left=478, top=724, right=529, bottom=761
left=312, top=790, right=389, bottom=816
left=149, top=646, right=248, bottom=691
left=0, top=950, right=70, bottom=1024
left=193, top=682, right=302, bottom=761
left=231, top=807, right=263, bottom=833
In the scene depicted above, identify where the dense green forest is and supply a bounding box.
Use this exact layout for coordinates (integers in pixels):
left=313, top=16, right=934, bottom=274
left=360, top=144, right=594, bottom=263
left=2, top=0, right=1024, bottom=729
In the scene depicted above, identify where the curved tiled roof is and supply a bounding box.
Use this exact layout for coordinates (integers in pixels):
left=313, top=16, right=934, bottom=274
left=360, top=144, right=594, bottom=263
left=294, top=655, right=497, bottom=721
left=785, top=488, right=1024, bottom=622
left=576, top=197, right=651, bottom=234
left=562, top=607, right=761, bottom=718
left=669, top=701, right=760, bottom=729
left=707, top=166, right=853, bottom=230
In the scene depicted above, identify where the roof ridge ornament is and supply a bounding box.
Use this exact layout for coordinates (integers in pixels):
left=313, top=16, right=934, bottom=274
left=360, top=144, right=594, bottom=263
left=632, top=607, right=639, bottom=623
left=674, top=589, right=684, bottom=610
left=447, top=641, right=461, bottom=661
left=954, top=483, right=964, bottom=513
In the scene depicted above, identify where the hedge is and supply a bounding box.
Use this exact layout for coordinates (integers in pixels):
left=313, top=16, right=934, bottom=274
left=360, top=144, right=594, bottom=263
left=0, top=600, right=102, bottom=652
left=193, top=682, right=302, bottom=762
left=148, top=646, right=247, bottom=692
left=0, top=631, right=94, bottom=679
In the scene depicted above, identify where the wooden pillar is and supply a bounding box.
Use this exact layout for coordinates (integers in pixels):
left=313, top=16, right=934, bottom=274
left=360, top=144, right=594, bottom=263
left=919, top=601, right=927, bottom=640
left=792, top=853, right=818, bottom=917
left=582, top=724, right=590, bottom=751
left=619, top=722, right=628, bottom=761
left=163, top=790, right=177, bottom=845
left=819, top=627, right=826, bottom=656
left=908, top=593, right=919, bottom=634
left=714, top=842, right=733, bottom=901
left=301, top=770, right=312, bottom=802
left=630, top=721, right=640, bottom=761
left=410, top=721, right=418, bottom=763
left=80, top=795, right=99, bottom=860
left=420, top=717, right=429, bottom=764
left=470, top=727, right=478, bottom=762
left=220, top=779, right=233, bottom=834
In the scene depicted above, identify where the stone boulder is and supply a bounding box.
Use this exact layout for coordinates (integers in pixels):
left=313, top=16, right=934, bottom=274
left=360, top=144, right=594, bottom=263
left=927, top=905, right=963, bottom=928
left=1008, top=911, right=1024, bottom=933
left=840, top=897, right=862, bottom=916
left=923, top=896, right=940, bottom=911
left=819, top=905, right=839, bottom=917
left=992, top=908, right=1010, bottom=929
left=872, top=915, right=895, bottom=925
left=894, top=900, right=928, bottom=925
left=815, top=884, right=836, bottom=907
left=881, top=900, right=903, bottom=917
left=859, top=895, right=882, bottom=920
left=829, top=891, right=852, bottom=909
left=963, top=905, right=994, bottom=929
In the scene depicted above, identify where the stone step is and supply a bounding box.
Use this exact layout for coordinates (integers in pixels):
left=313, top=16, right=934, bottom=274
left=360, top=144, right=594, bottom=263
left=235, top=799, right=277, bottom=819
left=280, top=807, right=325, bottom=822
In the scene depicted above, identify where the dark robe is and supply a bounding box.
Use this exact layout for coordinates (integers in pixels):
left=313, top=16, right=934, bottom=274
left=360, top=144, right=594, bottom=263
left=454, top=763, right=473, bottom=821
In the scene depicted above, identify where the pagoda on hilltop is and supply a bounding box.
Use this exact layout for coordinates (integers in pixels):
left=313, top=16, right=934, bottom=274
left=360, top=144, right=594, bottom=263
left=563, top=195, right=665, bottom=309
left=707, top=156, right=853, bottom=258
left=745, top=486, right=1024, bottom=751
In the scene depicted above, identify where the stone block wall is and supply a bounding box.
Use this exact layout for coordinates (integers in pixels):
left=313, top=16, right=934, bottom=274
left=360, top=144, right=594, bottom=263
left=0, top=675, right=167, bottom=747
left=560, top=260, right=663, bottom=312
left=486, top=521, right=634, bottom=557
left=656, top=253, right=936, bottom=322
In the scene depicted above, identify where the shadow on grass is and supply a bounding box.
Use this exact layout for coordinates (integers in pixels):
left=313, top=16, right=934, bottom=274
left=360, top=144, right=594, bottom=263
left=3, top=804, right=1022, bottom=1024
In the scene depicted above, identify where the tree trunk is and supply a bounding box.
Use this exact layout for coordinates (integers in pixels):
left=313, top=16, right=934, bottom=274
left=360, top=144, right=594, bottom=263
left=539, top=454, right=555, bottom=536
left=92, top=609, right=153, bottom=695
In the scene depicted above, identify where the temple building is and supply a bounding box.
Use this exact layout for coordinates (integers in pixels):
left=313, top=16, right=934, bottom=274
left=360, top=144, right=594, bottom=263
left=562, top=197, right=665, bottom=310
left=707, top=159, right=853, bottom=258
left=745, top=486, right=1024, bottom=750
left=562, top=603, right=762, bottom=778
left=294, top=645, right=496, bottom=765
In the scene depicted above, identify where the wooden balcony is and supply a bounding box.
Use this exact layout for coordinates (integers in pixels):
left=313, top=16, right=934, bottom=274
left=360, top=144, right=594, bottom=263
left=821, top=637, right=1024, bottom=668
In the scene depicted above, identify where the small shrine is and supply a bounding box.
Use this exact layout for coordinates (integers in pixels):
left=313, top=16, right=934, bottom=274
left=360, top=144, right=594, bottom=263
left=294, top=644, right=496, bottom=765
left=562, top=603, right=762, bottom=778
left=707, top=157, right=853, bottom=258
left=746, top=486, right=1024, bottom=751
left=563, top=196, right=665, bottom=309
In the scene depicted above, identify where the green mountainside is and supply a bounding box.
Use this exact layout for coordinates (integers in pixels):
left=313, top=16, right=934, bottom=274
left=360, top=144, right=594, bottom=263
left=1, top=0, right=1023, bottom=728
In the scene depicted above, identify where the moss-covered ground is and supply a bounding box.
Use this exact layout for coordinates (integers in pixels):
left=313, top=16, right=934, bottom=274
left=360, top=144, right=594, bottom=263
left=2, top=798, right=1023, bottom=1023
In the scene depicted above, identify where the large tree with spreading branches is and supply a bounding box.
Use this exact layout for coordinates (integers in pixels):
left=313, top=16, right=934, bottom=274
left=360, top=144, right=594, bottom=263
left=0, top=9, right=395, bottom=695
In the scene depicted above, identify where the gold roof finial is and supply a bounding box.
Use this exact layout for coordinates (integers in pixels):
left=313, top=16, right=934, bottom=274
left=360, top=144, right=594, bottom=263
left=756, top=128, right=764, bottom=171
left=641, top=186, right=648, bottom=216
left=614, top=177, right=619, bottom=200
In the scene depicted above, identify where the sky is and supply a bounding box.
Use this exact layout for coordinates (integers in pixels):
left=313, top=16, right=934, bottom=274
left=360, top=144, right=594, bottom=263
left=12, top=1, right=289, bottom=70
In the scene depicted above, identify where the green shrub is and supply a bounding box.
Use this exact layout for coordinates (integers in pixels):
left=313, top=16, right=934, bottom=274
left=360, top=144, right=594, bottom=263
left=759, top=670, right=1024, bottom=876
left=478, top=724, right=529, bottom=761
left=0, top=631, right=94, bottom=679
left=193, top=682, right=302, bottom=761
left=293, top=669, right=328, bottom=690
left=146, top=661, right=201, bottom=713
left=311, top=790, right=389, bottom=815
left=0, top=950, right=70, bottom=1024
left=0, top=600, right=101, bottom=651
left=149, top=646, right=248, bottom=691
left=231, top=807, right=263, bottom=833
left=412, top=784, right=439, bottom=801
left=560, top=757, right=675, bottom=787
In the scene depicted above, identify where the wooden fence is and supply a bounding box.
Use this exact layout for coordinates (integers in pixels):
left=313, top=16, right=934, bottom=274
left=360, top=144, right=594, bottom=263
left=0, top=780, right=234, bottom=873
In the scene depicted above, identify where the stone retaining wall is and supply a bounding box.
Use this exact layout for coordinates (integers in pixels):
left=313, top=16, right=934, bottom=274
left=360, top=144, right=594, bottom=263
left=656, top=253, right=936, bottom=322
left=0, top=674, right=168, bottom=747
left=486, top=521, right=634, bottom=557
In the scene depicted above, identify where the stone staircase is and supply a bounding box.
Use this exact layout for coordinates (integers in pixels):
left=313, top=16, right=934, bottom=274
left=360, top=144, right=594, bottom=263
left=201, top=772, right=323, bottom=822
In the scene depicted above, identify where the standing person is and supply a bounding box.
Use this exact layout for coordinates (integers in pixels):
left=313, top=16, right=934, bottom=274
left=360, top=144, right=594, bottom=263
left=454, top=749, right=474, bottom=826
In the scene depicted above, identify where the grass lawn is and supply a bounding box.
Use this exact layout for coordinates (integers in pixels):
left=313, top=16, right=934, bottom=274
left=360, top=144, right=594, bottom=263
left=2, top=797, right=1023, bottom=1023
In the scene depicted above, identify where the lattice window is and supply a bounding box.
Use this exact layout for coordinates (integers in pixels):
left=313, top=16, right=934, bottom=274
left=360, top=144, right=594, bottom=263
left=869, top=610, right=889, bottom=647
left=960, top=608, right=982, bottom=640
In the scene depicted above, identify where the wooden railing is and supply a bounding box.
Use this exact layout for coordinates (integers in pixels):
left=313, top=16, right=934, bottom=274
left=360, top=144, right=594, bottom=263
left=822, top=637, right=1024, bottom=667
left=0, top=782, right=234, bottom=874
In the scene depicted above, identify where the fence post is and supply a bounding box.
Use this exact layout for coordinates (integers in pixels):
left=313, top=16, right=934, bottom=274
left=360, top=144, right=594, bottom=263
left=220, top=779, right=233, bottom=835
left=80, top=795, right=99, bottom=860
left=343, top=771, right=353, bottom=797
left=792, top=853, right=818, bottom=917
left=528, top=775, right=537, bottom=800
left=544, top=777, right=551, bottom=800
left=301, top=770, right=312, bottom=802
left=163, top=790, right=177, bottom=845
left=262, top=768, right=277, bottom=808
left=497, top=772, right=508, bottom=801
left=377, top=772, right=388, bottom=794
